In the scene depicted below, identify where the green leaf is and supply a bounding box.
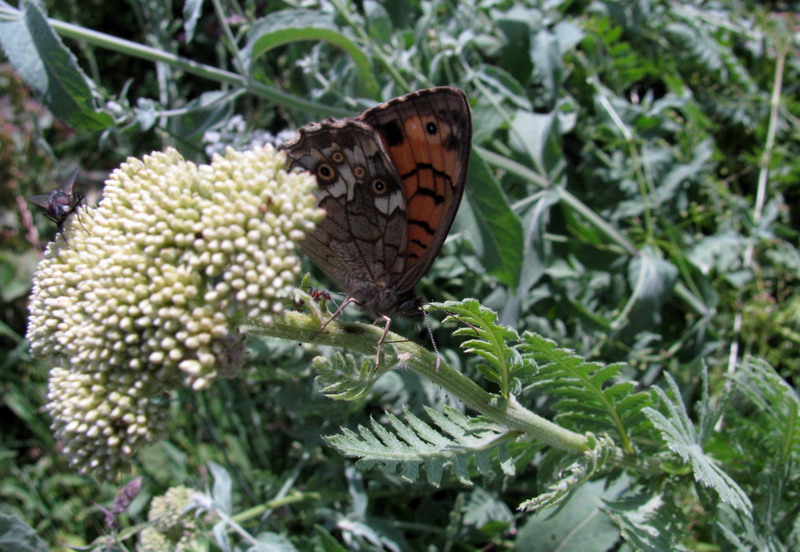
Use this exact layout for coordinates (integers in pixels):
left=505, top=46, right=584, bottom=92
left=516, top=476, right=626, bottom=552
left=0, top=250, right=38, bottom=302
left=250, top=532, right=298, bottom=552
left=325, top=406, right=514, bottom=486
left=182, top=0, right=203, bottom=43
left=463, top=487, right=514, bottom=533
left=313, top=352, right=383, bottom=401
left=518, top=434, right=616, bottom=513
left=530, top=28, right=567, bottom=105
left=0, top=511, right=49, bottom=552
left=517, top=188, right=560, bottom=295
left=463, top=156, right=524, bottom=288
left=170, top=91, right=235, bottom=151
left=720, top=360, right=800, bottom=538
left=622, top=246, right=678, bottom=330
left=428, top=299, right=521, bottom=396
left=508, top=109, right=565, bottom=180
left=243, top=9, right=378, bottom=96
left=495, top=15, right=533, bottom=84
left=209, top=462, right=233, bottom=515
left=604, top=492, right=689, bottom=552
left=313, top=525, right=349, bottom=552
left=643, top=373, right=752, bottom=514
left=686, top=231, right=747, bottom=275
left=0, top=319, right=22, bottom=343
left=519, top=333, right=654, bottom=452
left=716, top=504, right=785, bottom=552
left=0, top=0, right=113, bottom=130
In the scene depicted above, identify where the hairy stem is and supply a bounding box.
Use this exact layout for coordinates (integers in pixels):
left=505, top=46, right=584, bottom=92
left=241, top=311, right=590, bottom=454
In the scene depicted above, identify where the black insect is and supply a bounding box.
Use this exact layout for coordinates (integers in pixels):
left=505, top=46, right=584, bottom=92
left=28, top=169, right=85, bottom=235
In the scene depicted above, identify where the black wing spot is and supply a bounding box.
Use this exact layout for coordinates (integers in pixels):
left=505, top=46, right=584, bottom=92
left=426, top=121, right=438, bottom=135
left=376, top=120, right=404, bottom=146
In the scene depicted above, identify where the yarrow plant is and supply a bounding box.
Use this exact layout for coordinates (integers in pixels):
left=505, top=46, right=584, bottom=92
left=26, top=146, right=322, bottom=480
left=138, top=486, right=206, bottom=552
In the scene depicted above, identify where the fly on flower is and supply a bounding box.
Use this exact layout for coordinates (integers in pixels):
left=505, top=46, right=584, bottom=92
left=28, top=169, right=85, bottom=235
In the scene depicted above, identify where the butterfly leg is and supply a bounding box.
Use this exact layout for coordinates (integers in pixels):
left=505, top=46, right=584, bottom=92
left=311, top=296, right=360, bottom=340
left=371, top=314, right=393, bottom=369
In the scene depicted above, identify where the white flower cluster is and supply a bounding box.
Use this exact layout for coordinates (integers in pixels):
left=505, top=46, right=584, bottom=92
left=27, top=146, right=322, bottom=479
left=139, top=486, right=204, bottom=551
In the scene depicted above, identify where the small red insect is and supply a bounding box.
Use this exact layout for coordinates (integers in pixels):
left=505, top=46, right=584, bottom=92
left=309, top=289, right=332, bottom=302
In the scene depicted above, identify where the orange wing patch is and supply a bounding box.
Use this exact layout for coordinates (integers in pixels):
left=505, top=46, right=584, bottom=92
left=360, top=86, right=471, bottom=286
left=386, top=113, right=457, bottom=266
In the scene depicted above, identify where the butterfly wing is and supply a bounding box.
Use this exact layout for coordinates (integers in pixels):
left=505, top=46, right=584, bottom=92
left=359, top=86, right=471, bottom=292
left=282, top=119, right=410, bottom=313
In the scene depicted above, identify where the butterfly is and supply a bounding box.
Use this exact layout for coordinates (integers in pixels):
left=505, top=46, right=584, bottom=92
left=281, top=86, right=471, bottom=329
left=28, top=169, right=84, bottom=236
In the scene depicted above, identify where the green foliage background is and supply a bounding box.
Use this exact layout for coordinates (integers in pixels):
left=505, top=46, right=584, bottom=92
left=1, top=0, right=799, bottom=550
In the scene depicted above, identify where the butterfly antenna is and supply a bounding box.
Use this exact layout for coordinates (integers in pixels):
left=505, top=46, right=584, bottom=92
left=422, top=308, right=443, bottom=371
left=429, top=305, right=481, bottom=335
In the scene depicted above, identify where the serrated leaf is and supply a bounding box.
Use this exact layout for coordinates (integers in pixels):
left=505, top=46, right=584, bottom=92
left=686, top=231, right=747, bottom=275
left=519, top=434, right=616, bottom=513
left=313, top=352, right=382, bottom=400
left=643, top=374, right=752, bottom=514
left=428, top=299, right=522, bottom=395
left=325, top=406, right=513, bottom=486
left=519, top=332, right=654, bottom=450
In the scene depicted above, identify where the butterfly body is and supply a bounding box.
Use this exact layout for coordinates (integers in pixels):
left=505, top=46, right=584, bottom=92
left=282, top=87, right=471, bottom=318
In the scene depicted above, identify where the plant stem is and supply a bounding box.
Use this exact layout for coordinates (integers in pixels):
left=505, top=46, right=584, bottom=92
left=240, top=312, right=590, bottom=454
left=5, top=5, right=354, bottom=118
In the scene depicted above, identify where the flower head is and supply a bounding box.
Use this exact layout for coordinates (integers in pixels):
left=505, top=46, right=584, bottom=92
left=27, top=146, right=322, bottom=479
left=139, top=486, right=205, bottom=551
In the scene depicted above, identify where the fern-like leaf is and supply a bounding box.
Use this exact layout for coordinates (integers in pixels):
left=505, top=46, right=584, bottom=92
left=313, top=352, right=389, bottom=400
left=518, top=434, right=615, bottom=513
left=643, top=372, right=752, bottom=514
left=730, top=360, right=800, bottom=467
left=428, top=299, right=527, bottom=396
left=325, top=406, right=517, bottom=486
left=519, top=332, right=654, bottom=452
